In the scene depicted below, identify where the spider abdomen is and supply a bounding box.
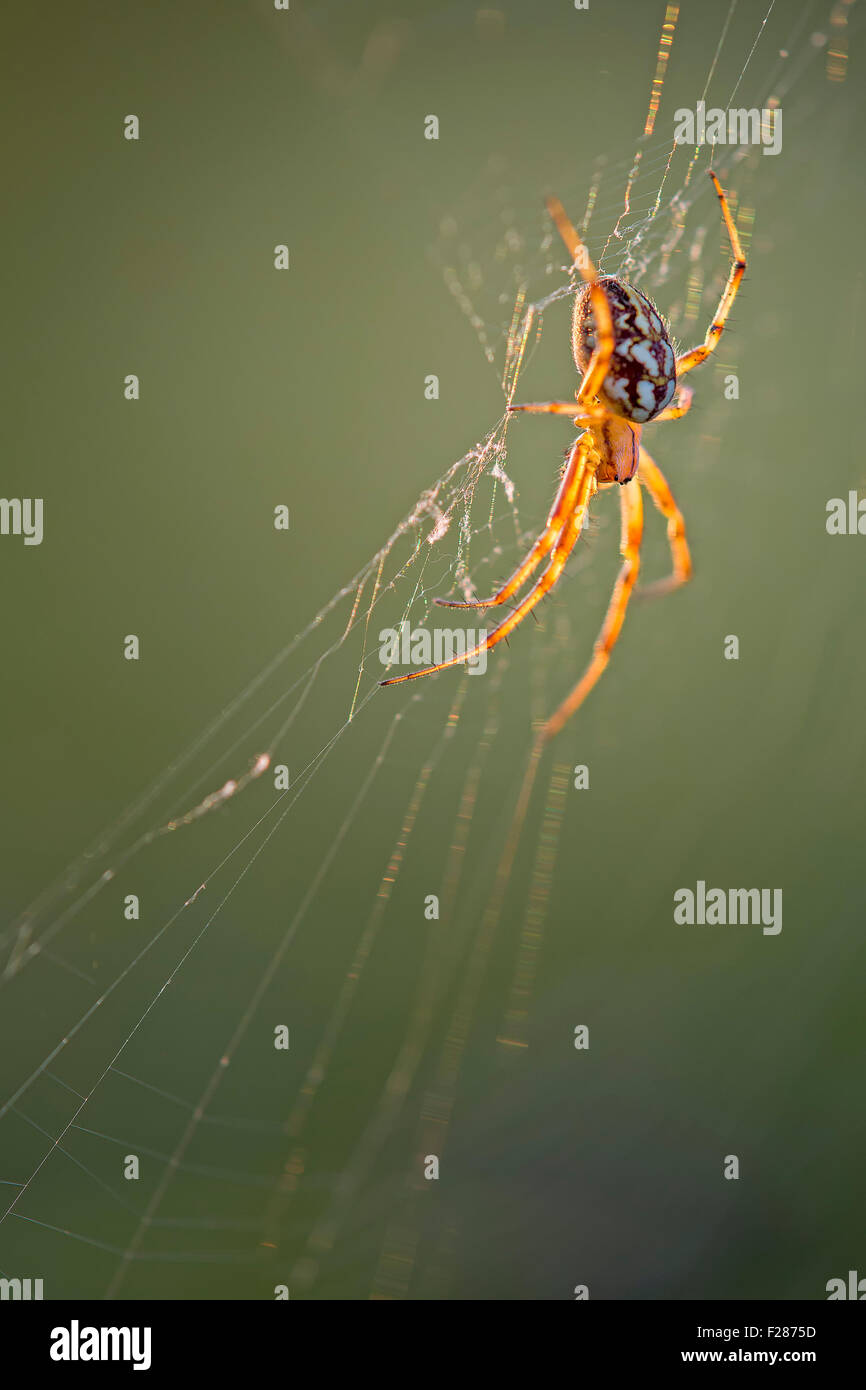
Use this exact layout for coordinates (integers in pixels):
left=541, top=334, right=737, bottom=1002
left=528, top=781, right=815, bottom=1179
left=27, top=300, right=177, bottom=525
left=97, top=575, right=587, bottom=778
left=573, top=277, right=676, bottom=424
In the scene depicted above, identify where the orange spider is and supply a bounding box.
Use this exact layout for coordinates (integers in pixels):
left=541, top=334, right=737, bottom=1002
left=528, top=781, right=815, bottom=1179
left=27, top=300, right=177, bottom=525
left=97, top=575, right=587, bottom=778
left=381, top=171, right=746, bottom=741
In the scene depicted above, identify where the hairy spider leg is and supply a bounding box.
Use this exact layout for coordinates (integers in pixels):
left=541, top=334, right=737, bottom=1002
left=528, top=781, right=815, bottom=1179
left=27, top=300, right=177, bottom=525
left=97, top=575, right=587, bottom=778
left=544, top=194, right=615, bottom=407
left=436, top=434, right=589, bottom=611
left=506, top=400, right=609, bottom=421
left=652, top=382, right=693, bottom=422
left=505, top=195, right=615, bottom=425
left=435, top=196, right=613, bottom=615
left=541, top=478, right=644, bottom=741
left=636, top=446, right=692, bottom=599
left=676, top=171, right=746, bottom=376
left=379, top=447, right=597, bottom=686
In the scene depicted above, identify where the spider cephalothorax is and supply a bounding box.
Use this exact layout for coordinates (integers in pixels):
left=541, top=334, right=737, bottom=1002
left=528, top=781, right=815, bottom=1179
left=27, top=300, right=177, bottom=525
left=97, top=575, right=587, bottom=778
left=573, top=277, right=677, bottom=425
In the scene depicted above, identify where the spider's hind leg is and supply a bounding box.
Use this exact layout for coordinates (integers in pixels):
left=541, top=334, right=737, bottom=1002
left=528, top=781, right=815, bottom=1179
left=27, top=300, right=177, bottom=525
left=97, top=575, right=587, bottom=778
left=652, top=382, right=693, bottom=423
left=675, top=171, right=746, bottom=377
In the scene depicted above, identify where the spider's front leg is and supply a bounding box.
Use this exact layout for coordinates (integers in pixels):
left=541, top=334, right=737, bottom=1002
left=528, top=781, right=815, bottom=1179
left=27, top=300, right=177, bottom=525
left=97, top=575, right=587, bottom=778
left=541, top=478, right=643, bottom=741
left=636, top=447, right=692, bottom=599
left=380, top=453, right=597, bottom=687
left=436, top=433, right=591, bottom=611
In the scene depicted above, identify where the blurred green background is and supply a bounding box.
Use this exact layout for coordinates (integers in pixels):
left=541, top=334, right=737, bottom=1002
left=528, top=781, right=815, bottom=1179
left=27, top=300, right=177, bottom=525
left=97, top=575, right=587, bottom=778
left=1, top=0, right=865, bottom=1299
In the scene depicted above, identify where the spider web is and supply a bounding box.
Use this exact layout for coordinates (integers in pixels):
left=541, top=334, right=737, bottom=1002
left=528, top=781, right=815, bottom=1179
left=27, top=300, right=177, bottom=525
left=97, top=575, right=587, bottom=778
left=1, top=0, right=859, bottom=1300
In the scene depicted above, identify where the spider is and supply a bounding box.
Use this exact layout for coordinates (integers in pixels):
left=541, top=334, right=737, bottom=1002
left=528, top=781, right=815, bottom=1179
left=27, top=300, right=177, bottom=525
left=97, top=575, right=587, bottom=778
left=380, top=171, right=746, bottom=741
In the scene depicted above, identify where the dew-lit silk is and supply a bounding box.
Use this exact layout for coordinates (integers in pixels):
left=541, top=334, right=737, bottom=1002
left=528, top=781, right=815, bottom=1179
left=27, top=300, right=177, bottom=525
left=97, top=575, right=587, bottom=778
left=573, top=277, right=677, bottom=424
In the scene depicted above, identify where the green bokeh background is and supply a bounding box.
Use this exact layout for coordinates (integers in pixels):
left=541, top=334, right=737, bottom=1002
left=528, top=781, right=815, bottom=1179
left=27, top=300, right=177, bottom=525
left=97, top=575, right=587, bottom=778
left=1, top=0, right=864, bottom=1299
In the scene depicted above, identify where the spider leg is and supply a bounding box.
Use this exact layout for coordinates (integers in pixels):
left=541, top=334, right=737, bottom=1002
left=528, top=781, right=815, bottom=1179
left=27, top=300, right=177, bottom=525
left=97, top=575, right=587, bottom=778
left=507, top=401, right=608, bottom=422
left=380, top=457, right=597, bottom=686
left=436, top=434, right=592, bottom=610
left=635, top=446, right=692, bottom=600
left=651, top=382, right=693, bottom=423
left=676, top=171, right=746, bottom=377
left=460, top=194, right=612, bottom=612
left=546, top=194, right=614, bottom=406
left=541, top=478, right=643, bottom=741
